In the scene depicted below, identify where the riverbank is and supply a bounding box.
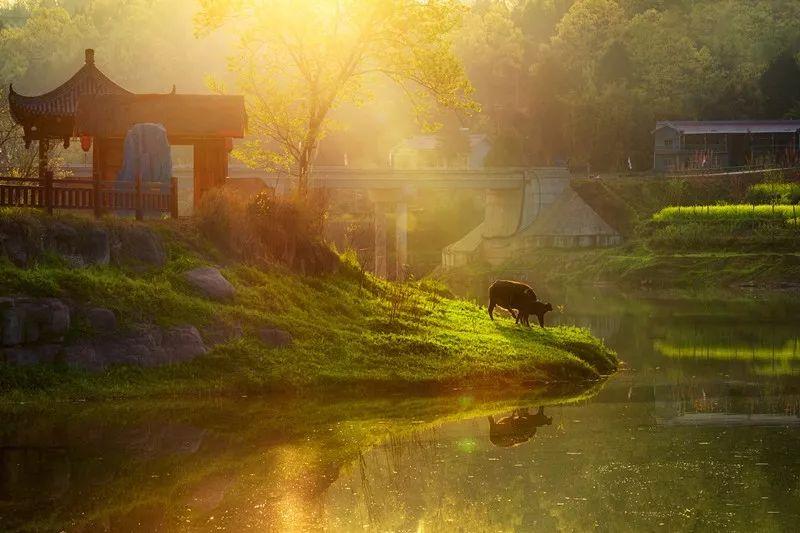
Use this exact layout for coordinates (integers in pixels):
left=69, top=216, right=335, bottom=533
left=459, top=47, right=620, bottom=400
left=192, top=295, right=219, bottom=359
left=441, top=246, right=800, bottom=291
left=440, top=173, right=800, bottom=291
left=0, top=209, right=616, bottom=401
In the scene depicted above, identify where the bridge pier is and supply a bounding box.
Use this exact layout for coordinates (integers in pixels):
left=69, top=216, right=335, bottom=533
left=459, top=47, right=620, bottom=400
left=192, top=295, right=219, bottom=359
left=369, top=188, right=412, bottom=280
left=395, top=200, right=408, bottom=280
left=373, top=199, right=389, bottom=278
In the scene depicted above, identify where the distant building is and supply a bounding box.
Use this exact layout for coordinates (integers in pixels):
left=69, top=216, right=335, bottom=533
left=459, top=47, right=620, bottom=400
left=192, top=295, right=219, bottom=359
left=390, top=132, right=490, bottom=170
left=652, top=120, right=800, bottom=172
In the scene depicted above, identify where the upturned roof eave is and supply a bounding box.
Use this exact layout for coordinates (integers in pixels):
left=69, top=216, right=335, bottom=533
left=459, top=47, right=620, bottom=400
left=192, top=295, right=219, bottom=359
left=8, top=61, right=133, bottom=123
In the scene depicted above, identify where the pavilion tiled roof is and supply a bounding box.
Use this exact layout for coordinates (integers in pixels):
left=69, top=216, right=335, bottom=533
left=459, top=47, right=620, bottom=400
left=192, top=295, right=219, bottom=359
left=8, top=49, right=132, bottom=146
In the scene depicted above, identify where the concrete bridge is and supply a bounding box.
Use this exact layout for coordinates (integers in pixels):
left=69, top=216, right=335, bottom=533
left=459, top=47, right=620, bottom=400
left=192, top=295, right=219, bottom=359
left=64, top=164, right=620, bottom=278
left=220, top=166, right=583, bottom=279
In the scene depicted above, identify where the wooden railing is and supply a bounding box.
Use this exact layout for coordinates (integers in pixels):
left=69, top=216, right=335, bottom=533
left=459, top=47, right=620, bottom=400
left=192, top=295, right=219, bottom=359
left=0, top=172, right=178, bottom=219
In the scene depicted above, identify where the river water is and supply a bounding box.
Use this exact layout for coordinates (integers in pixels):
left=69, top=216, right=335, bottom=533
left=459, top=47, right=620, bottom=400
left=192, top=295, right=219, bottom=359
left=1, top=289, right=799, bottom=532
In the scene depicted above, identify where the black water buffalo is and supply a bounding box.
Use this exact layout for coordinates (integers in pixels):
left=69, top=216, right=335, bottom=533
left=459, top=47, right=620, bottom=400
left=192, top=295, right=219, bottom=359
left=487, top=407, right=552, bottom=448
left=488, top=280, right=538, bottom=321
left=515, top=300, right=554, bottom=328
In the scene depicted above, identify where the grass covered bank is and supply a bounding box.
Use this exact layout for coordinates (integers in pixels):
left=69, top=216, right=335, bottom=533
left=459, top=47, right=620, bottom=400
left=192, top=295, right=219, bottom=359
left=444, top=174, right=800, bottom=291
left=441, top=245, right=800, bottom=291
left=0, top=210, right=616, bottom=401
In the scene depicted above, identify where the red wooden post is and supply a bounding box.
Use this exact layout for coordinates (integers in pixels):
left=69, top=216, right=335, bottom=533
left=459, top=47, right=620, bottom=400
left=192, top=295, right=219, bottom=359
left=93, top=172, right=102, bottom=218
left=135, top=174, right=143, bottom=221
left=170, top=176, right=179, bottom=218
left=43, top=170, right=53, bottom=214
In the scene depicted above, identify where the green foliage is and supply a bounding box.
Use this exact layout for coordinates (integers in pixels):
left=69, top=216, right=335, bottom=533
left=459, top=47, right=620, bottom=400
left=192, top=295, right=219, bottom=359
left=196, top=0, right=477, bottom=193
left=457, top=0, right=800, bottom=170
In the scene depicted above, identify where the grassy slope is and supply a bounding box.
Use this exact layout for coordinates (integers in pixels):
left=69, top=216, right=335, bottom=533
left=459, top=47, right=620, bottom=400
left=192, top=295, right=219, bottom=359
left=0, top=214, right=616, bottom=401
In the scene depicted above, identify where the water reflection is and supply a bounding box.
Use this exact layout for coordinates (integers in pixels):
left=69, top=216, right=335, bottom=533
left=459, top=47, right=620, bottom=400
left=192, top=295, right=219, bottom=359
left=0, top=386, right=598, bottom=532
left=487, top=406, right=552, bottom=448
left=3, top=289, right=800, bottom=531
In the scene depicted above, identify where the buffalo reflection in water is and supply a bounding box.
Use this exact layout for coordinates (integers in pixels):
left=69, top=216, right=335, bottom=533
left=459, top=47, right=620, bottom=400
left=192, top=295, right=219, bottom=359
left=487, top=406, right=552, bottom=448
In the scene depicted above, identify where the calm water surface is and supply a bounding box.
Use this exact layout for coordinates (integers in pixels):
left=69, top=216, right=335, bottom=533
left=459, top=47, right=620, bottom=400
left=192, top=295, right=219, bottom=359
left=2, top=289, right=800, bottom=532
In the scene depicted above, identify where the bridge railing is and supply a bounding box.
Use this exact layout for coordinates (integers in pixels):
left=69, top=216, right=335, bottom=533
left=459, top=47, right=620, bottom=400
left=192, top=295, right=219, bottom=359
left=0, top=172, right=178, bottom=219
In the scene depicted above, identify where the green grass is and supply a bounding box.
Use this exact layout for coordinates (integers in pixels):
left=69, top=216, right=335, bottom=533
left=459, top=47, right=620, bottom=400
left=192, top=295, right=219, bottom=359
left=0, top=212, right=616, bottom=401
left=652, top=204, right=800, bottom=223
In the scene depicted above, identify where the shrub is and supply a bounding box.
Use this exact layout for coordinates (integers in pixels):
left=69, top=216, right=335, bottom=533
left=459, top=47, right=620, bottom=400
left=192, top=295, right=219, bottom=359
left=196, top=188, right=339, bottom=275
left=647, top=203, right=800, bottom=252
left=745, top=183, right=800, bottom=205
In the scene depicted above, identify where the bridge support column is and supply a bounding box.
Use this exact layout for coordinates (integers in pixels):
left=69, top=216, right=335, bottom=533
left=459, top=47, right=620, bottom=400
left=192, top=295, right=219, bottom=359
left=373, top=200, right=389, bottom=278
left=369, top=187, right=414, bottom=280
left=395, top=200, right=408, bottom=281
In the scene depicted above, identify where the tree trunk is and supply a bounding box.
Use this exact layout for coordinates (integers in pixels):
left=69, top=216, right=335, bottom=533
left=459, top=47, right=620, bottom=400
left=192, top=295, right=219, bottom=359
left=297, top=166, right=310, bottom=199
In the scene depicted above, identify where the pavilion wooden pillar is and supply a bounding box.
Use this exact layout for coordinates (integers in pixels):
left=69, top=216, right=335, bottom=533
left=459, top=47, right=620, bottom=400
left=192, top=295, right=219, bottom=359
left=193, top=139, right=229, bottom=207
left=92, top=138, right=124, bottom=180
left=37, top=139, right=49, bottom=179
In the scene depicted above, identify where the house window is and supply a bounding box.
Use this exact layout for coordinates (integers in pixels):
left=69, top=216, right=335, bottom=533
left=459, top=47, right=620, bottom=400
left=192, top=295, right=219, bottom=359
left=664, top=139, right=673, bottom=147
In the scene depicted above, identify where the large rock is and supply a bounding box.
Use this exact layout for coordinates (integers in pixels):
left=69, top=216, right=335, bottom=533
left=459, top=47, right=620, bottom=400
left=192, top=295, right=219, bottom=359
left=161, top=326, right=208, bottom=363
left=63, top=324, right=207, bottom=372
left=80, top=228, right=111, bottom=266
left=62, top=344, right=104, bottom=372
left=0, top=217, right=114, bottom=268
left=46, top=221, right=82, bottom=266
left=112, top=226, right=166, bottom=268
left=0, top=297, right=70, bottom=346
left=93, top=326, right=164, bottom=367
left=0, top=216, right=161, bottom=269
left=0, top=220, right=44, bottom=268
left=184, top=267, right=236, bottom=301
left=85, top=307, right=117, bottom=331
left=258, top=327, right=293, bottom=348
left=2, top=344, right=61, bottom=365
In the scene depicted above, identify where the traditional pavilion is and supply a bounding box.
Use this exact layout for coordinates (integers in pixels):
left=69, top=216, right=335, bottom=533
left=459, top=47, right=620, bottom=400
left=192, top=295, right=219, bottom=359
left=8, top=49, right=246, bottom=205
